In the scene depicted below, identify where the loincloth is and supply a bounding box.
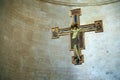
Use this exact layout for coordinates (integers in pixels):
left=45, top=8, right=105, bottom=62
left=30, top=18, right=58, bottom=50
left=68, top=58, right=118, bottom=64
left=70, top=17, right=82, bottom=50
left=72, top=38, right=79, bottom=45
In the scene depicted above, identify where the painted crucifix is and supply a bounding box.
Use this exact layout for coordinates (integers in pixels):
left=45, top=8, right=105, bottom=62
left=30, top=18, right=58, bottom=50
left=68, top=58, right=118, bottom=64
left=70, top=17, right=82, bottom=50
left=51, top=8, right=103, bottom=65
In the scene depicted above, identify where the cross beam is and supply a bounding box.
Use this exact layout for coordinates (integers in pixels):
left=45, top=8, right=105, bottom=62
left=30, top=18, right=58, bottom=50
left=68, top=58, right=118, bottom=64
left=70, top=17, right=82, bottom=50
left=51, top=8, right=103, bottom=65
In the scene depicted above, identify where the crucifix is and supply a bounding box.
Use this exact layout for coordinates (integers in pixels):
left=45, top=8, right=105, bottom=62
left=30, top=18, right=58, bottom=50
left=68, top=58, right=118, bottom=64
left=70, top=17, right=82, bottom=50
left=51, top=8, right=103, bottom=65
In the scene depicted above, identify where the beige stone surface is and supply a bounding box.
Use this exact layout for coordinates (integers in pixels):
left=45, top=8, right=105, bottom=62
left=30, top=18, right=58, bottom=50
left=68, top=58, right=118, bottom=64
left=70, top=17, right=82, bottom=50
left=0, top=0, right=120, bottom=80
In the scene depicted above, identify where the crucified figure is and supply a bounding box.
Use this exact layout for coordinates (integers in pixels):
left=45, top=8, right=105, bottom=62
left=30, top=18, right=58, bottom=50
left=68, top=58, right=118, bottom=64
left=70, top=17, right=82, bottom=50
left=71, top=23, right=84, bottom=64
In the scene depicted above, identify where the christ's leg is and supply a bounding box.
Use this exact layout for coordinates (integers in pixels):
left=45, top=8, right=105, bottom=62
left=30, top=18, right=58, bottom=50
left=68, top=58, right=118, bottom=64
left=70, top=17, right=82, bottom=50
left=74, top=44, right=80, bottom=60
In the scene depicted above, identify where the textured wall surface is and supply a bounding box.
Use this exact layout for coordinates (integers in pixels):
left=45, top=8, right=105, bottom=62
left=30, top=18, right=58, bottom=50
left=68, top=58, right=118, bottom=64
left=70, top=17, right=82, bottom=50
left=0, top=0, right=120, bottom=80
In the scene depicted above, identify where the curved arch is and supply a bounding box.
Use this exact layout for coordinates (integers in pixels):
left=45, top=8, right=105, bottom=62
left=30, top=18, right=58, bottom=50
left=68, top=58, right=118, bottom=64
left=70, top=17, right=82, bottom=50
left=39, top=0, right=120, bottom=6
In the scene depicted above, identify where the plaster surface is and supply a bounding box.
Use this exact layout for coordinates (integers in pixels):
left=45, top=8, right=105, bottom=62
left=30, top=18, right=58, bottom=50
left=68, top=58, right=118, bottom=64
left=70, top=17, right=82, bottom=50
left=0, top=0, right=120, bottom=80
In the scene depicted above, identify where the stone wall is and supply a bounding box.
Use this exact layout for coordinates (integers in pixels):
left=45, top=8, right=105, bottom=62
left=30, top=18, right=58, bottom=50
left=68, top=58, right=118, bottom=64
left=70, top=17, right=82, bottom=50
left=0, top=0, right=120, bottom=80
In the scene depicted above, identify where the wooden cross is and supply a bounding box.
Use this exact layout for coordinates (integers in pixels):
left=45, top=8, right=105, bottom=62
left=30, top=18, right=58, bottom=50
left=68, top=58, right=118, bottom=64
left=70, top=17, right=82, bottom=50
left=51, top=8, right=103, bottom=65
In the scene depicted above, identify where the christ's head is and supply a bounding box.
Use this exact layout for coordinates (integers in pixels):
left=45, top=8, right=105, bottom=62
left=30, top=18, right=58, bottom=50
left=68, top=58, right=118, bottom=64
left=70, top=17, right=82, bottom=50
left=71, top=23, right=79, bottom=30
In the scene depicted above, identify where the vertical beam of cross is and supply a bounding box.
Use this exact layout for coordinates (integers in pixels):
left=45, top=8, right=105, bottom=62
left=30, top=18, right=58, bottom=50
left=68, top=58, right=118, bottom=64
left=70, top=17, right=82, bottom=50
left=70, top=8, right=85, bottom=65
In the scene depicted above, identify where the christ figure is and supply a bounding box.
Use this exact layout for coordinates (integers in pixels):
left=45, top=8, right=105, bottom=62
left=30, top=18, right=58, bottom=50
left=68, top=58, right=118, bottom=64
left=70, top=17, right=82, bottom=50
left=71, top=23, right=84, bottom=64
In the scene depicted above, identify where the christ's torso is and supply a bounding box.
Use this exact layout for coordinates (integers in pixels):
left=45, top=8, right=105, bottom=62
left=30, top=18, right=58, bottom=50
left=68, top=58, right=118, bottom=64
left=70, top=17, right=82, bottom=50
left=72, top=29, right=79, bottom=39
